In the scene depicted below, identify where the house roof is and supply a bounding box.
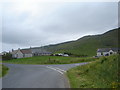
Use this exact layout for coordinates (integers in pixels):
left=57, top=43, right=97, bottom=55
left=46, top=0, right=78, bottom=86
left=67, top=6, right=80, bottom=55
left=11, top=50, right=18, bottom=54
left=30, top=48, right=52, bottom=54
left=20, top=49, right=32, bottom=54
left=11, top=49, right=32, bottom=54
left=97, top=48, right=119, bottom=52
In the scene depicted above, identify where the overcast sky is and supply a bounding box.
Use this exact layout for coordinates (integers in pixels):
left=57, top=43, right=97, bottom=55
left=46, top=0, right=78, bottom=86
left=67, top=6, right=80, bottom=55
left=1, top=0, right=118, bottom=52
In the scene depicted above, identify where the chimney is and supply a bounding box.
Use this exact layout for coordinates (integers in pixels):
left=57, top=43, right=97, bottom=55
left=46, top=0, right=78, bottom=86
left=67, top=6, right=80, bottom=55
left=12, top=49, right=14, bottom=52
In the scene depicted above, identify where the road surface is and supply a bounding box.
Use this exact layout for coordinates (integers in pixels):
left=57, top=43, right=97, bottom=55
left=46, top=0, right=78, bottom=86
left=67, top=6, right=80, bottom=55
left=2, top=62, right=87, bottom=88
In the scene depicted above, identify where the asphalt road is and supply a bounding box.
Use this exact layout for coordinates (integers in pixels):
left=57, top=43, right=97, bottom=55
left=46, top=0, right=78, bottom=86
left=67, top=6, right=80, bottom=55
left=2, top=62, right=88, bottom=88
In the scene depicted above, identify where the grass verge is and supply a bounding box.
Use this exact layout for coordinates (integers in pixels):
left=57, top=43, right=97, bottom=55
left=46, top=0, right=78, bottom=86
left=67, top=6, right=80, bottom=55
left=66, top=55, right=120, bottom=88
left=0, top=64, right=9, bottom=77
left=3, top=56, right=98, bottom=64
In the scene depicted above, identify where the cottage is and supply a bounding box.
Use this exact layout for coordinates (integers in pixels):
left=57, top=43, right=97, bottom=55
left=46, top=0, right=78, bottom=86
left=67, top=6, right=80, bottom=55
left=11, top=48, right=32, bottom=59
left=11, top=47, right=52, bottom=58
left=97, top=48, right=119, bottom=57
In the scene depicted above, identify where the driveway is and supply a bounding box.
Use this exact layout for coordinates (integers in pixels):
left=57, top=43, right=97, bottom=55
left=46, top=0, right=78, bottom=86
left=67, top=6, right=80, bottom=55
left=2, top=62, right=87, bottom=88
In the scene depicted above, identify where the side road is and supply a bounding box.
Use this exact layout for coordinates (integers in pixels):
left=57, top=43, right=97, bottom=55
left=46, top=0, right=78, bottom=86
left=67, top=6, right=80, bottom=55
left=2, top=62, right=88, bottom=88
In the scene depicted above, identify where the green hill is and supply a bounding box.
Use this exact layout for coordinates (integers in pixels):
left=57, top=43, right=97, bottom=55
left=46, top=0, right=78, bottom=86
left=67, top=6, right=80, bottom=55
left=66, top=55, right=120, bottom=88
left=44, top=28, right=119, bottom=56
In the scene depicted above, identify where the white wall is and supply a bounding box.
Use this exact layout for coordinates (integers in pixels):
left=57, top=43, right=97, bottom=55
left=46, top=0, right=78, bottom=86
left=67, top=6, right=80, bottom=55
left=103, top=52, right=109, bottom=56
left=12, top=54, right=17, bottom=58
left=97, top=50, right=117, bottom=57
left=24, top=54, right=32, bottom=58
left=109, top=50, right=117, bottom=55
left=97, top=52, right=102, bottom=56
left=16, top=50, right=23, bottom=58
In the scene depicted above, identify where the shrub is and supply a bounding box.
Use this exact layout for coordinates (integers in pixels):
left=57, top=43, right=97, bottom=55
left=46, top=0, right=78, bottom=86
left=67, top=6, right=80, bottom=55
left=2, top=53, right=12, bottom=60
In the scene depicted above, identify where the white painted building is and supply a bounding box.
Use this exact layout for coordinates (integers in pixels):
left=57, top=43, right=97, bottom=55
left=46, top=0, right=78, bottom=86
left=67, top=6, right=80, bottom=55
left=11, top=47, right=52, bottom=59
left=97, top=48, right=119, bottom=57
left=11, top=49, right=32, bottom=59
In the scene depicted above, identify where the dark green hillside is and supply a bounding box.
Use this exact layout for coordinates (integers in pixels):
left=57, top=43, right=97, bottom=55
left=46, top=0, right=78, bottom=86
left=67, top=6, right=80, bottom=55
left=44, top=28, right=119, bottom=56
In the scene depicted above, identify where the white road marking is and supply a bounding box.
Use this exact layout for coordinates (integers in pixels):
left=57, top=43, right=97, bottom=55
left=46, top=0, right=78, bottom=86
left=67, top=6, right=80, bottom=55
left=46, top=66, right=66, bottom=74
left=53, top=67, right=66, bottom=72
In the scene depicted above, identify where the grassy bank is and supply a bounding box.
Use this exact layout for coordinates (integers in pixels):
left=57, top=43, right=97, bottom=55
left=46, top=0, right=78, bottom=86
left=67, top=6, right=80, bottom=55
left=44, top=28, right=119, bottom=56
left=66, top=55, right=119, bottom=88
left=0, top=64, right=9, bottom=77
left=3, top=56, right=98, bottom=65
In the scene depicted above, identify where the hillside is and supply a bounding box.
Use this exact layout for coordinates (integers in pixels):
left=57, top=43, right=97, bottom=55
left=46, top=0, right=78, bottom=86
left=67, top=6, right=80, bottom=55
left=43, top=28, right=119, bottom=56
left=66, top=55, right=120, bottom=88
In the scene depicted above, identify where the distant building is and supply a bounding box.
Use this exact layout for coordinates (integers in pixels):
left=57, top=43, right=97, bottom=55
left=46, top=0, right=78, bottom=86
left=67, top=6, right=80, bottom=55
left=11, top=48, right=32, bottom=59
left=30, top=47, right=52, bottom=56
left=63, top=54, right=69, bottom=57
left=97, top=48, right=119, bottom=57
left=54, top=53, right=69, bottom=57
left=11, top=47, right=52, bottom=59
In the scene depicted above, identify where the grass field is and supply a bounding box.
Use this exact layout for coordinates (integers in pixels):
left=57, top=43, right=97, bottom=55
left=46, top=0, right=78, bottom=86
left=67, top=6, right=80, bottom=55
left=0, top=64, right=9, bottom=77
left=3, top=56, right=98, bottom=65
left=66, top=55, right=119, bottom=88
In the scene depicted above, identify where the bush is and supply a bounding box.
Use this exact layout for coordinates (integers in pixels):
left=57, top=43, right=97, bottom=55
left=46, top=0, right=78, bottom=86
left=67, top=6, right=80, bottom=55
left=2, top=53, right=12, bottom=60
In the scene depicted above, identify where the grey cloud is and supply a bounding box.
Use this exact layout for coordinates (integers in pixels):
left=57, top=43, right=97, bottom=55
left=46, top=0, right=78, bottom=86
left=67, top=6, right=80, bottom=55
left=37, top=2, right=118, bottom=36
left=2, top=2, right=118, bottom=52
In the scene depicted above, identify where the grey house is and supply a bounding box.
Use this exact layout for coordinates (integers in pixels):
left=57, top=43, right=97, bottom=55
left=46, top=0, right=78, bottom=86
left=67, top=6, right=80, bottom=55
left=30, top=47, right=52, bottom=56
left=97, top=48, right=119, bottom=57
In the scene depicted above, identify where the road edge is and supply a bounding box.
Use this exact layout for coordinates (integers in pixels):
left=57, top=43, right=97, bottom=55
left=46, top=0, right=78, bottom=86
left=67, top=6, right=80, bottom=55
left=63, top=72, right=70, bottom=88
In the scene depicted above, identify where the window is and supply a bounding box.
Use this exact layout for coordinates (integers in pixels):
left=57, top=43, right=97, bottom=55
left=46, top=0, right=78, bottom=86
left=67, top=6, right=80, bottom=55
left=101, top=52, right=103, bottom=55
left=110, top=52, right=113, bottom=55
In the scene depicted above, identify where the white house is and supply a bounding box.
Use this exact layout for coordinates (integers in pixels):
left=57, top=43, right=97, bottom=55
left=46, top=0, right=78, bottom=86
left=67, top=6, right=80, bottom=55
left=11, top=48, right=32, bottom=59
left=11, top=47, right=52, bottom=59
left=97, top=48, right=119, bottom=57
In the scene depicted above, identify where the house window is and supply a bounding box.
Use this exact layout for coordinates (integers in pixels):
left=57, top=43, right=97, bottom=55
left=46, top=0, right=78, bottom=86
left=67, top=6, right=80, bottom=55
left=110, top=52, right=113, bottom=55
left=101, top=52, right=103, bottom=55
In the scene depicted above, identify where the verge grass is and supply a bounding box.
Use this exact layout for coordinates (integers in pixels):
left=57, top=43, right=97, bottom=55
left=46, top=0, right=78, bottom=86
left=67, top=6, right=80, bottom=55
left=3, top=56, right=96, bottom=64
left=3, top=56, right=98, bottom=65
left=0, top=64, right=9, bottom=77
left=66, top=55, right=119, bottom=88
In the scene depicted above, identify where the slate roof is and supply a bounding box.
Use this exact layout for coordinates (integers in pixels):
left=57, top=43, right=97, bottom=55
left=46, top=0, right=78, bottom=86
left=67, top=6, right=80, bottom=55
left=11, top=48, right=52, bottom=55
left=20, top=49, right=32, bottom=54
left=11, top=49, right=32, bottom=54
left=30, top=48, right=52, bottom=54
left=97, top=48, right=119, bottom=52
left=11, top=50, right=18, bottom=54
